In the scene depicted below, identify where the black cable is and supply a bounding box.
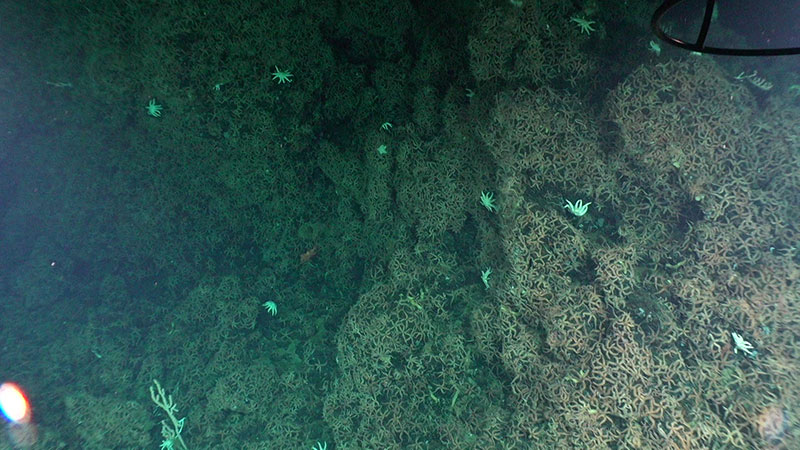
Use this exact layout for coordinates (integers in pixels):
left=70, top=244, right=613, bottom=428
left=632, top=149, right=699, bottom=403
left=652, top=0, right=800, bottom=56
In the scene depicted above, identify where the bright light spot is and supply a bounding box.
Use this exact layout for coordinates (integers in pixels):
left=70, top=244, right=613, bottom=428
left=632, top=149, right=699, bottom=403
left=0, top=383, right=30, bottom=423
